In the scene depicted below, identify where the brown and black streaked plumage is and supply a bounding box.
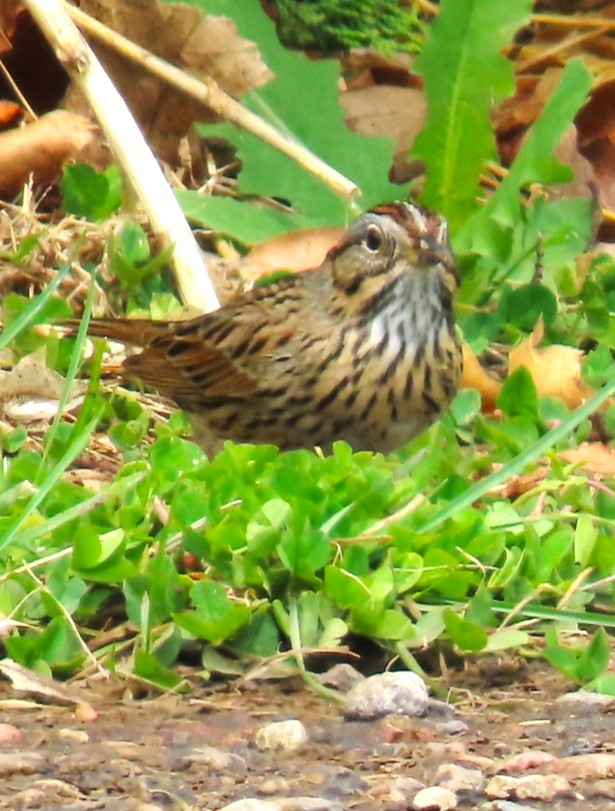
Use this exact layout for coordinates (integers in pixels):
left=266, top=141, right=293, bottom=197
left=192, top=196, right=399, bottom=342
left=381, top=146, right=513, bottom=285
left=74, top=202, right=462, bottom=454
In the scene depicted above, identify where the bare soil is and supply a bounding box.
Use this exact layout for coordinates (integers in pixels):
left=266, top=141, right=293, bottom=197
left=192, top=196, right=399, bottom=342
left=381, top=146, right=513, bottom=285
left=1, top=662, right=614, bottom=811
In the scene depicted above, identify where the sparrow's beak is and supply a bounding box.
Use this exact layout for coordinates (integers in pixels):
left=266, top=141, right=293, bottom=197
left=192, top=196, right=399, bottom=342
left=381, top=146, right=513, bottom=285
left=414, top=235, right=453, bottom=269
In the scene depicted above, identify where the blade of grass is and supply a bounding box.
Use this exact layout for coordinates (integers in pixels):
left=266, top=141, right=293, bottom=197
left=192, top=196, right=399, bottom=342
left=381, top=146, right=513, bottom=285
left=287, top=597, right=344, bottom=703
left=481, top=600, right=615, bottom=629
left=6, top=470, right=147, bottom=551
left=0, top=267, right=69, bottom=352
left=417, top=374, right=615, bottom=534
left=0, top=406, right=104, bottom=554
left=41, top=271, right=95, bottom=466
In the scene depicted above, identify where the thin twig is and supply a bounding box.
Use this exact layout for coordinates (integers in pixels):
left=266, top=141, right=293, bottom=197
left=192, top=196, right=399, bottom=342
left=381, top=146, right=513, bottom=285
left=64, top=1, right=359, bottom=201
left=533, top=12, right=615, bottom=31
left=516, top=25, right=609, bottom=73
left=23, top=0, right=220, bottom=312
left=0, top=60, right=37, bottom=120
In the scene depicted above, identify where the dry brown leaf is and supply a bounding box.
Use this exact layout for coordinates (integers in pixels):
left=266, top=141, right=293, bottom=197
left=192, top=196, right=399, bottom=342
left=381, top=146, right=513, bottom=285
left=172, top=11, right=272, bottom=99
left=551, top=125, right=597, bottom=201
left=508, top=323, right=593, bottom=409
left=241, top=226, right=344, bottom=283
left=0, top=354, right=86, bottom=422
left=340, top=85, right=426, bottom=181
left=560, top=443, right=615, bottom=476
left=0, top=101, right=22, bottom=128
left=0, top=659, right=95, bottom=709
left=576, top=77, right=615, bottom=211
left=65, top=0, right=272, bottom=163
left=461, top=343, right=501, bottom=412
left=0, top=110, right=95, bottom=195
left=490, top=467, right=549, bottom=499
left=495, top=70, right=562, bottom=136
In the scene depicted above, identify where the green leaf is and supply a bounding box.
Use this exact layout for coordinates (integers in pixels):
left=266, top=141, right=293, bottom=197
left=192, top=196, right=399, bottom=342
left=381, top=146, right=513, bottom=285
left=457, top=59, right=592, bottom=251
left=60, top=164, right=122, bottom=222
left=412, top=0, right=531, bottom=229
left=498, top=284, right=558, bottom=331
left=543, top=643, right=580, bottom=682
left=586, top=673, right=615, bottom=697
left=325, top=566, right=370, bottom=608
left=365, top=609, right=415, bottom=641
left=149, top=436, right=206, bottom=492
left=577, top=627, right=610, bottom=683
left=574, top=514, right=597, bottom=568
left=583, top=345, right=614, bottom=388
left=443, top=608, right=488, bottom=652
left=497, top=366, right=539, bottom=419
left=181, top=0, right=400, bottom=237
left=232, top=610, right=281, bottom=656
left=72, top=526, right=104, bottom=570
left=544, top=627, right=609, bottom=684
left=277, top=525, right=330, bottom=581
left=246, top=498, right=292, bottom=553
left=175, top=581, right=251, bottom=644
left=0, top=270, right=69, bottom=353
left=484, top=628, right=529, bottom=652
left=177, top=193, right=311, bottom=244
left=134, top=650, right=185, bottom=690
left=449, top=389, right=481, bottom=426
left=109, top=221, right=173, bottom=285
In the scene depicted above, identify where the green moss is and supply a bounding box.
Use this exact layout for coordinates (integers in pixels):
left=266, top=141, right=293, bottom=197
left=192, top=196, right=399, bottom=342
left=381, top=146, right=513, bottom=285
left=274, top=0, right=424, bottom=55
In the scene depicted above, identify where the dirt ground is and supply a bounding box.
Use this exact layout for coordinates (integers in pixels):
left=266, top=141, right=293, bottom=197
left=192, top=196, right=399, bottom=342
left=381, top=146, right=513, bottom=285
left=1, top=661, right=615, bottom=811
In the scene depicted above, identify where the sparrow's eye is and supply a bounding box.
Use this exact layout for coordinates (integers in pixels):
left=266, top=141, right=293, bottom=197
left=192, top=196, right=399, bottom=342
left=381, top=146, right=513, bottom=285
left=364, top=224, right=384, bottom=253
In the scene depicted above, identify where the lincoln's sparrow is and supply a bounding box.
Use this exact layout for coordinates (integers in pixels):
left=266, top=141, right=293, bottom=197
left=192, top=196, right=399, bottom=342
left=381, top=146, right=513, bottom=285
left=73, top=202, right=462, bottom=454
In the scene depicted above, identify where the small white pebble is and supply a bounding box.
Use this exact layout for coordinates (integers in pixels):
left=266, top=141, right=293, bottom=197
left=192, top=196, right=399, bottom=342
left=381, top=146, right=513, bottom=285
left=486, top=773, right=572, bottom=801
left=436, top=763, right=486, bottom=793
left=254, top=719, right=308, bottom=752
left=413, top=785, right=457, bottom=810
left=57, top=728, right=89, bottom=744
left=219, top=800, right=280, bottom=811
left=345, top=671, right=429, bottom=720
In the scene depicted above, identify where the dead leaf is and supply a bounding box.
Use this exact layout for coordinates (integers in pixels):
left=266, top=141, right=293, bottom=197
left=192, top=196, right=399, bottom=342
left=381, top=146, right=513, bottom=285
left=490, top=467, right=549, bottom=499
left=241, top=226, right=344, bottom=283
left=0, top=110, right=95, bottom=195
left=0, top=659, right=95, bottom=708
left=560, top=443, right=615, bottom=476
left=340, top=85, right=426, bottom=181
left=64, top=0, right=273, bottom=164
left=551, top=126, right=597, bottom=202
left=461, top=343, right=501, bottom=412
left=577, top=77, right=615, bottom=211
left=0, top=101, right=22, bottom=129
left=0, top=353, right=86, bottom=422
left=0, top=619, right=30, bottom=639
left=508, top=322, right=594, bottom=409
